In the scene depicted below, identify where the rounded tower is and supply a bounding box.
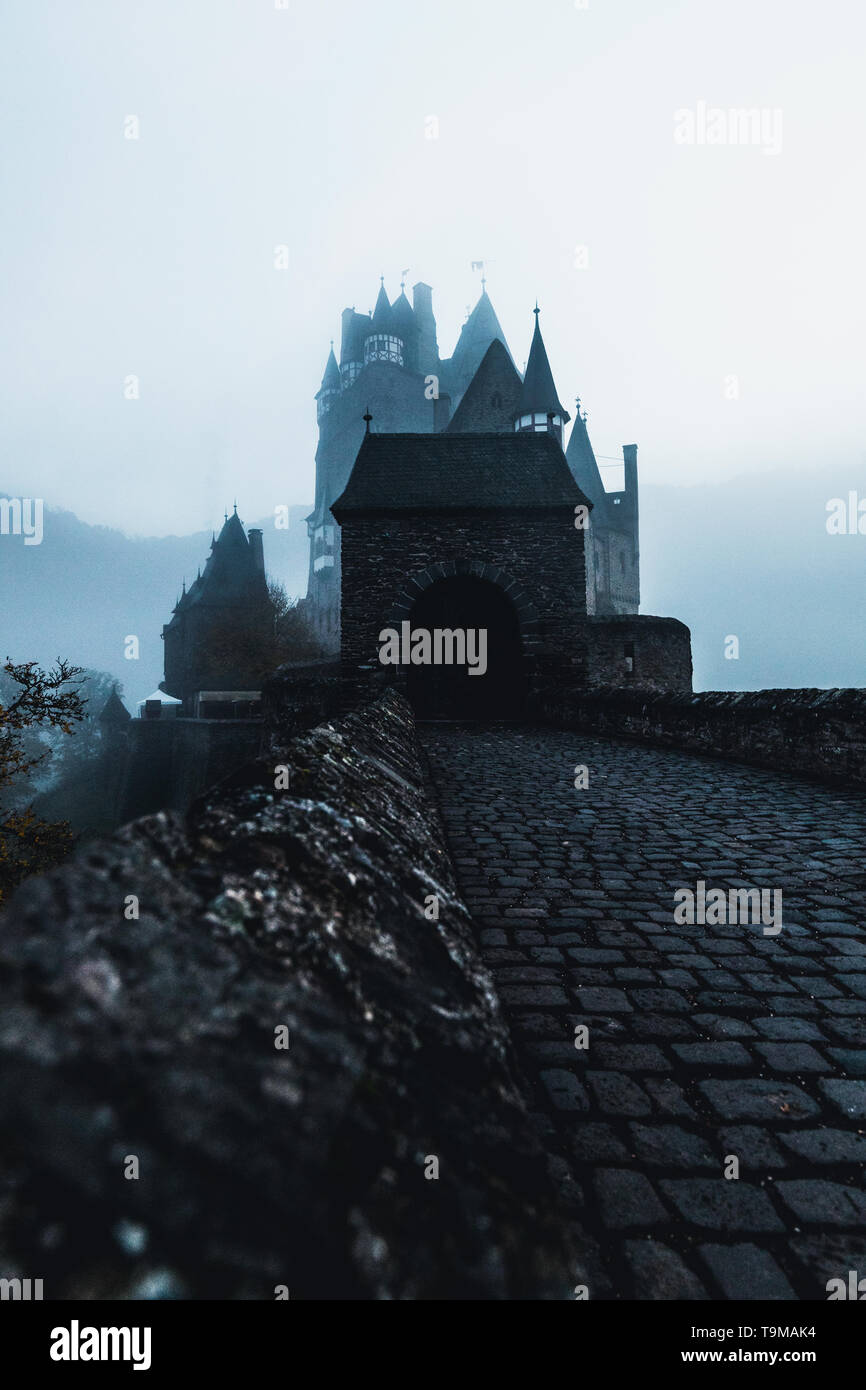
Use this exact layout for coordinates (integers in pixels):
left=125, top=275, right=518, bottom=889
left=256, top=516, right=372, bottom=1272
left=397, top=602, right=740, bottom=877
left=364, top=278, right=404, bottom=366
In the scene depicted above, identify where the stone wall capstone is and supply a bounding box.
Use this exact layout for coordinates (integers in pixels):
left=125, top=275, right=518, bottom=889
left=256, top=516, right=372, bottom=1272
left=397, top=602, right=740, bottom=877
left=0, top=691, right=582, bottom=1299
left=538, top=686, right=866, bottom=786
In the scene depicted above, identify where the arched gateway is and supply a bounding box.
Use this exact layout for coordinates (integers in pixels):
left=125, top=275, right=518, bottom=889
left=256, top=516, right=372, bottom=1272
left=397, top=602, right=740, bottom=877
left=404, top=573, right=526, bottom=720
left=331, top=430, right=595, bottom=715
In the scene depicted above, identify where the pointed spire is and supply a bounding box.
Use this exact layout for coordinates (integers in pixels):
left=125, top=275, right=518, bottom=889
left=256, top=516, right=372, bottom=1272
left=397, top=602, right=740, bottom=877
left=363, top=406, right=373, bottom=433
left=371, top=279, right=392, bottom=333
left=99, top=689, right=131, bottom=725
left=566, top=393, right=604, bottom=505
left=319, top=343, right=341, bottom=391
left=451, top=286, right=513, bottom=388
left=516, top=306, right=570, bottom=424
left=390, top=284, right=416, bottom=340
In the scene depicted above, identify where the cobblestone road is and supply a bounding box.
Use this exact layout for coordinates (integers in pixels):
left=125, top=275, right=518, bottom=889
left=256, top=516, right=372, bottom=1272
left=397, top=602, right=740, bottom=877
left=420, top=726, right=866, bottom=1301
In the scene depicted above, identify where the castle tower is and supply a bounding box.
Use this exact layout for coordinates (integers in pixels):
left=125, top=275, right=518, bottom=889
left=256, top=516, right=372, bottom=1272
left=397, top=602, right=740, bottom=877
left=565, top=404, right=640, bottom=616
left=161, top=508, right=273, bottom=712
left=316, top=345, right=341, bottom=425
left=303, top=277, right=514, bottom=653
left=364, top=279, right=404, bottom=366
left=513, top=307, right=570, bottom=447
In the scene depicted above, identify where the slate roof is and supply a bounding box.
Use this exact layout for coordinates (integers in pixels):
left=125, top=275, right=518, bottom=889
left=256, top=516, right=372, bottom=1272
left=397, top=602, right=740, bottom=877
left=318, top=346, right=341, bottom=393
left=331, top=432, right=592, bottom=516
left=165, top=511, right=268, bottom=629
left=446, top=291, right=513, bottom=396
left=99, top=689, right=131, bottom=724
left=371, top=281, right=393, bottom=334
left=518, top=310, right=570, bottom=422
left=340, top=309, right=372, bottom=365
left=446, top=339, right=524, bottom=434
left=565, top=412, right=605, bottom=507
left=390, top=289, right=416, bottom=339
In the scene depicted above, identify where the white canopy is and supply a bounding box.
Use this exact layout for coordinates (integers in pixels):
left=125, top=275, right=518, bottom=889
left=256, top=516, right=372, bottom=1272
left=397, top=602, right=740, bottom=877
left=139, top=690, right=182, bottom=706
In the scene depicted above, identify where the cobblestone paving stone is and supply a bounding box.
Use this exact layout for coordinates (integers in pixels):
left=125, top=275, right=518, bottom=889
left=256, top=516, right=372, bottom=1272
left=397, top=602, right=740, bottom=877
left=420, top=726, right=866, bottom=1301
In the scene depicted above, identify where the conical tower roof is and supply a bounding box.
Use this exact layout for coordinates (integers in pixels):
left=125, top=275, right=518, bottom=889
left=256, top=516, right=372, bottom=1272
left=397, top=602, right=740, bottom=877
left=371, top=279, right=393, bottom=333
left=390, top=287, right=416, bottom=339
left=319, top=344, right=341, bottom=392
left=565, top=406, right=605, bottom=506
left=517, top=307, right=570, bottom=423
left=99, top=688, right=131, bottom=724
left=449, top=289, right=512, bottom=388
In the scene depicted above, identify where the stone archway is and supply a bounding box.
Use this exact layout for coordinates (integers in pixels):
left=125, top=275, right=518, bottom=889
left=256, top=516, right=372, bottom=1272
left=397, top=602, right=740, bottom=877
left=386, top=561, right=541, bottom=655
left=386, top=564, right=534, bottom=720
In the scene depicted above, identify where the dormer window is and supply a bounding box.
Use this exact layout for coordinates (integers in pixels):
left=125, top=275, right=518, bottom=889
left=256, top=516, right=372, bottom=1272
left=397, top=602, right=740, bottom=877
left=364, top=335, right=404, bottom=366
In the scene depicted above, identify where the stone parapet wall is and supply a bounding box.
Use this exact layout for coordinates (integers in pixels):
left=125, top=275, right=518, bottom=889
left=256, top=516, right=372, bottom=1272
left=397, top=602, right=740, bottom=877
left=0, top=691, right=579, bottom=1299
left=579, top=616, right=692, bottom=693
left=537, top=686, right=866, bottom=786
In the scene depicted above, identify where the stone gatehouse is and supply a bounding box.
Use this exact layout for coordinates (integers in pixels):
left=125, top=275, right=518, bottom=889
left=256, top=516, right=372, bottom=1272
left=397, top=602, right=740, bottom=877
left=332, top=430, right=691, bottom=716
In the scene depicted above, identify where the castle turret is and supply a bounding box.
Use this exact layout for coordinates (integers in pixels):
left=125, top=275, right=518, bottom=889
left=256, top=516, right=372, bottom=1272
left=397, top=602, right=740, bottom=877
left=514, top=306, right=570, bottom=447
left=390, top=284, right=418, bottom=371
left=565, top=402, right=605, bottom=506
left=448, top=288, right=512, bottom=403
left=99, top=688, right=131, bottom=725
left=364, top=279, right=404, bottom=366
left=316, top=344, right=342, bottom=424
left=161, top=508, right=272, bottom=710
left=340, top=308, right=368, bottom=388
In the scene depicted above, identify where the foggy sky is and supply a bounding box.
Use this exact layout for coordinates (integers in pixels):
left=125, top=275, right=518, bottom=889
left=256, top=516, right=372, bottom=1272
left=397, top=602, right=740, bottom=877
left=1, top=0, right=864, bottom=538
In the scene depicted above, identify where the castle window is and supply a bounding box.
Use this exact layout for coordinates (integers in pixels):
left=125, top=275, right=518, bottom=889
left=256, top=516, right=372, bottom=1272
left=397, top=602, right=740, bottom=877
left=364, top=335, right=404, bottom=367
left=317, top=389, right=339, bottom=421
left=624, top=641, right=635, bottom=675
left=314, top=555, right=335, bottom=573
left=341, top=361, right=361, bottom=387
left=515, top=412, right=562, bottom=433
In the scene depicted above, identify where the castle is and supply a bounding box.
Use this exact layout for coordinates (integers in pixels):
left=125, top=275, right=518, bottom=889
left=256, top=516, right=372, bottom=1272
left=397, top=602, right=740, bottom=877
left=305, top=279, right=640, bottom=652
left=160, top=507, right=273, bottom=717
left=151, top=274, right=690, bottom=731
left=105, top=271, right=690, bottom=822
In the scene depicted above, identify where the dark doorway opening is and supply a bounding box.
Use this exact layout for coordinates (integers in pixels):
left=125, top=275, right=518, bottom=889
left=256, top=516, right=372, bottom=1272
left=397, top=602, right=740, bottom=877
left=406, top=575, right=526, bottom=720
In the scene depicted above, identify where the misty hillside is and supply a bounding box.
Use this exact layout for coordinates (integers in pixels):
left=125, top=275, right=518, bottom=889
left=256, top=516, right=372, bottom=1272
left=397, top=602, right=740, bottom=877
left=0, top=505, right=311, bottom=708
left=1, top=469, right=863, bottom=703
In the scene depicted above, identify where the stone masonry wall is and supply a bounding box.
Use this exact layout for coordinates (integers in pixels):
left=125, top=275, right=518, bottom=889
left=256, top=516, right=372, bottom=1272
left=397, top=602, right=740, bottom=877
left=115, top=718, right=264, bottom=825
left=0, top=691, right=580, bottom=1299
left=538, top=687, right=866, bottom=786
left=339, top=512, right=587, bottom=678
left=580, top=616, right=693, bottom=694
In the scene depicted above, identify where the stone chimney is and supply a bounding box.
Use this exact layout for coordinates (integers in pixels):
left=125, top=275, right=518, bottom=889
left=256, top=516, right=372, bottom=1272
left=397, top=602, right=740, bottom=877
left=623, top=445, right=638, bottom=513
left=412, top=282, right=439, bottom=376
